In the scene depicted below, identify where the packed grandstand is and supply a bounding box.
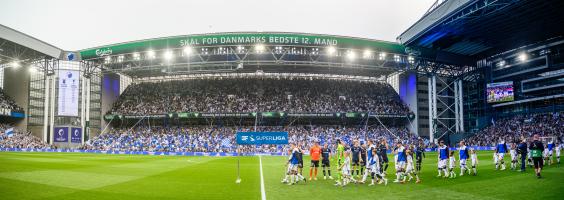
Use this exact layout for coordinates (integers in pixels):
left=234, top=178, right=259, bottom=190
left=2, top=111, right=562, bottom=153
left=0, top=88, right=23, bottom=113
left=110, top=77, right=411, bottom=115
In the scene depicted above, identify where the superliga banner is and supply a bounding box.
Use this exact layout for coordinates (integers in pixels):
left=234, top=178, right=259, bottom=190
left=58, top=70, right=79, bottom=116
left=236, top=132, right=289, bottom=145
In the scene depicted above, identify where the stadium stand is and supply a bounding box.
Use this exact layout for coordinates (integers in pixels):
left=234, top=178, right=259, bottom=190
left=110, top=77, right=411, bottom=115
left=0, top=123, right=52, bottom=149
left=0, top=88, right=23, bottom=113
left=466, top=112, right=563, bottom=146
left=82, top=126, right=425, bottom=154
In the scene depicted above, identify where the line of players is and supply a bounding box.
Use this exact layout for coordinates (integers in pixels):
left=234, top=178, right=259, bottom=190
left=281, top=137, right=561, bottom=186
left=492, top=137, right=561, bottom=178
left=282, top=139, right=428, bottom=187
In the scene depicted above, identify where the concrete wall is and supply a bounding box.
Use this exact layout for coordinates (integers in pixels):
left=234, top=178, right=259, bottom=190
left=3, top=66, right=30, bottom=133
left=398, top=72, right=419, bottom=135
left=100, top=73, right=121, bottom=134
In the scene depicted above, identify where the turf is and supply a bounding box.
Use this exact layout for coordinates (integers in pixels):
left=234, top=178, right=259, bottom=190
left=0, top=151, right=562, bottom=200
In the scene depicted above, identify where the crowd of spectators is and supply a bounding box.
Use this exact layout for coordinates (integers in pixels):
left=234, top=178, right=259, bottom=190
left=0, top=123, right=52, bottom=149
left=0, top=88, right=23, bottom=113
left=465, top=112, right=563, bottom=146
left=111, top=77, right=411, bottom=115
left=82, top=125, right=427, bottom=154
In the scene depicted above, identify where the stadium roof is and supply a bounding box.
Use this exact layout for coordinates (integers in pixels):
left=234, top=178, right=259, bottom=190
left=78, top=32, right=406, bottom=60
left=0, top=24, right=63, bottom=65
left=397, top=0, right=564, bottom=58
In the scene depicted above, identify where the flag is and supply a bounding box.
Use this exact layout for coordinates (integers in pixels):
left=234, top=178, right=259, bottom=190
left=6, top=128, right=14, bottom=138
left=221, top=138, right=232, bottom=148
left=491, top=118, right=495, bottom=126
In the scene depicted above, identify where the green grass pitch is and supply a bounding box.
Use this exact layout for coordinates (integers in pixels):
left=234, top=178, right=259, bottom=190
left=0, top=151, right=562, bottom=200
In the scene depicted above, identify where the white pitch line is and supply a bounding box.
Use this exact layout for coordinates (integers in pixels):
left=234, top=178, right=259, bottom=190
left=259, top=155, right=266, bottom=200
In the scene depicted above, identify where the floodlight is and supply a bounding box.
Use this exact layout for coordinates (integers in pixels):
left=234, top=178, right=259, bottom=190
left=133, top=52, right=140, bottom=60
left=10, top=61, right=20, bottom=68
left=147, top=50, right=156, bottom=59
left=379, top=52, right=386, bottom=60
left=346, top=51, right=356, bottom=60
left=164, top=50, right=174, bottom=60
left=518, top=53, right=527, bottom=62
left=363, top=50, right=371, bottom=59
left=255, top=44, right=265, bottom=53
left=183, top=47, right=192, bottom=55
left=28, top=66, right=36, bottom=74
left=327, top=46, right=336, bottom=55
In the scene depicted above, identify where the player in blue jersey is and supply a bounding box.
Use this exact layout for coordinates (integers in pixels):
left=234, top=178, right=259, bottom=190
left=282, top=143, right=304, bottom=185
left=458, top=141, right=471, bottom=176
left=495, top=138, right=508, bottom=170
left=393, top=142, right=407, bottom=183
left=437, top=140, right=449, bottom=178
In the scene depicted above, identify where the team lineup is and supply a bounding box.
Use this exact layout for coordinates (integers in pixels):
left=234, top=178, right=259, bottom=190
left=281, top=134, right=561, bottom=187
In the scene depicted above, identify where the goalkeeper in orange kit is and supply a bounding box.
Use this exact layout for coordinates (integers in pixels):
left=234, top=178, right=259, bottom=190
left=309, top=141, right=322, bottom=180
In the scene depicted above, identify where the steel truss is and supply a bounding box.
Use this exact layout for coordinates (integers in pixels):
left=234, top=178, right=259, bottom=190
left=428, top=74, right=464, bottom=142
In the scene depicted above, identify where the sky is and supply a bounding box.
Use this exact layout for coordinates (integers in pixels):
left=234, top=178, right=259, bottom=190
left=0, top=0, right=435, bottom=51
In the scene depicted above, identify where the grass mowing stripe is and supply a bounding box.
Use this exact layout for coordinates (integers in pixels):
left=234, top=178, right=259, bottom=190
left=260, top=155, right=267, bottom=200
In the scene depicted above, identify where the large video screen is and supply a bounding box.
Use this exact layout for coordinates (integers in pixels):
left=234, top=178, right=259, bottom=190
left=58, top=70, right=79, bottom=116
left=487, top=81, right=514, bottom=103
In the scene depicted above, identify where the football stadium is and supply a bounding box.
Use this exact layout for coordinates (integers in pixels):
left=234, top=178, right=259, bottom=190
left=1, top=0, right=563, bottom=199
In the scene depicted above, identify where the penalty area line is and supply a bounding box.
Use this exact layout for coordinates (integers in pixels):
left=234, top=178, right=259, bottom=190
left=259, top=155, right=266, bottom=200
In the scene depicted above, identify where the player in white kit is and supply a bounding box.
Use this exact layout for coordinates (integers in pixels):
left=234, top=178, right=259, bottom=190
left=470, top=149, right=479, bottom=176
left=448, top=151, right=457, bottom=178
left=510, top=143, right=518, bottom=170
left=404, top=148, right=420, bottom=183
left=335, top=151, right=356, bottom=186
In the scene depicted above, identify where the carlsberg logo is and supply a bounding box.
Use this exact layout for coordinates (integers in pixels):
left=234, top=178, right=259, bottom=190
left=95, top=48, right=112, bottom=56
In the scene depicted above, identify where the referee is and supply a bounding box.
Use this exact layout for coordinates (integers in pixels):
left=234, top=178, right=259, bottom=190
left=529, top=134, right=545, bottom=178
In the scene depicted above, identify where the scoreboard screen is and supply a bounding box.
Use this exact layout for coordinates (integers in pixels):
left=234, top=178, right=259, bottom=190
left=487, top=81, right=514, bottom=103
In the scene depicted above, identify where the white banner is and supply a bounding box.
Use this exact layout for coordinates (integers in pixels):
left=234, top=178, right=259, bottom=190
left=58, top=70, right=79, bottom=116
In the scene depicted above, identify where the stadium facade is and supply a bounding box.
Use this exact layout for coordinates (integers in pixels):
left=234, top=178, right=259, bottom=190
left=0, top=0, right=563, bottom=147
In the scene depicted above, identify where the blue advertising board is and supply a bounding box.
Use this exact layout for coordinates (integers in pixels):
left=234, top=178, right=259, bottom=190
left=53, top=127, right=69, bottom=142
left=236, top=132, right=289, bottom=145
left=71, top=127, right=82, bottom=143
